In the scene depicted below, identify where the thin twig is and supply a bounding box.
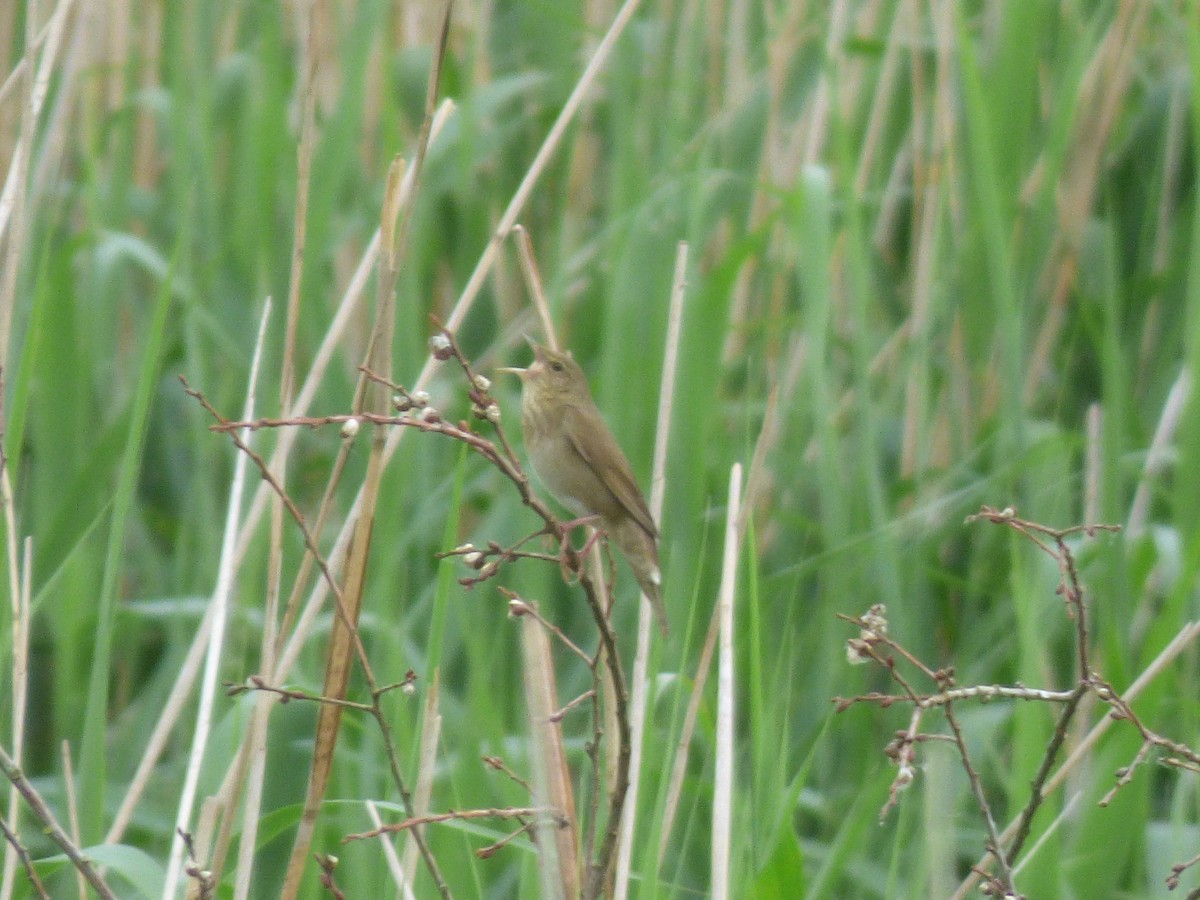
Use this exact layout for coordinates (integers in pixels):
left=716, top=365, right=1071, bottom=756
left=941, top=699, right=1013, bottom=887
left=0, top=814, right=49, bottom=899
left=345, top=806, right=568, bottom=842
left=0, top=745, right=115, bottom=899
left=181, top=378, right=378, bottom=683
left=1006, top=684, right=1086, bottom=860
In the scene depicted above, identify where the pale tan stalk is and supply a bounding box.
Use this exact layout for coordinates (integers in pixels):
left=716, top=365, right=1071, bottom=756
left=523, top=608, right=578, bottom=899
left=105, top=600, right=214, bottom=844
left=61, top=741, right=84, bottom=900
left=514, top=226, right=557, bottom=348
left=368, top=800, right=416, bottom=900
left=10, top=29, right=109, bottom=854
left=235, top=0, right=321, bottom=890
left=0, top=0, right=75, bottom=288
left=2, top=4, right=73, bottom=894
left=658, top=395, right=776, bottom=868
left=281, top=7, right=450, bottom=891
left=442, top=0, right=647, bottom=339
left=1127, top=369, right=1190, bottom=538
left=711, top=464, right=743, bottom=900
left=614, top=240, right=688, bottom=899
left=0, top=538, right=31, bottom=900
left=161, top=300, right=273, bottom=900
left=401, top=673, right=442, bottom=890
left=853, top=0, right=908, bottom=195
left=512, top=226, right=593, bottom=891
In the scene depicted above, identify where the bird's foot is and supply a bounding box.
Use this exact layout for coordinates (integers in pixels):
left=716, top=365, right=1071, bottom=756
left=555, top=515, right=602, bottom=551
left=553, top=515, right=603, bottom=580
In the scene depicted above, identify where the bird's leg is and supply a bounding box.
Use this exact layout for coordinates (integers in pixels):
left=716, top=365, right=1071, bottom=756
left=557, top=513, right=602, bottom=535
left=555, top=514, right=602, bottom=553
left=553, top=515, right=602, bottom=582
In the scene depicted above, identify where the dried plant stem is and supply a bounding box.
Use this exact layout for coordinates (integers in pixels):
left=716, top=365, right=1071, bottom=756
left=161, top=301, right=272, bottom=900
left=580, top=571, right=631, bottom=900
left=711, top=463, right=743, bottom=900
left=522, top=608, right=578, bottom=899
left=0, top=814, right=48, bottom=900
left=401, top=674, right=442, bottom=890
left=0, top=527, right=31, bottom=900
left=346, top=807, right=568, bottom=841
left=444, top=0, right=648, bottom=337
left=366, top=800, right=415, bottom=900
left=0, top=745, right=115, bottom=899
left=615, top=240, right=688, bottom=899
left=280, top=7, right=452, bottom=896
left=250, top=0, right=321, bottom=888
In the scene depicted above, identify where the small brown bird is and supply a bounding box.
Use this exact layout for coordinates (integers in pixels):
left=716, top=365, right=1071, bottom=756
left=500, top=337, right=667, bottom=636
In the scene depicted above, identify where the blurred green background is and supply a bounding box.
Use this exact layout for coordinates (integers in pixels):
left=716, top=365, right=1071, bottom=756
left=2, top=0, right=1199, bottom=897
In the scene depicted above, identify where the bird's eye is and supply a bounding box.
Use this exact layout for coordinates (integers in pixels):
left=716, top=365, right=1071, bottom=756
left=550, top=361, right=564, bottom=372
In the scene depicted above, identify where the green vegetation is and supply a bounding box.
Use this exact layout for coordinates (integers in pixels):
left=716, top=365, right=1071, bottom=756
left=2, top=1, right=1199, bottom=897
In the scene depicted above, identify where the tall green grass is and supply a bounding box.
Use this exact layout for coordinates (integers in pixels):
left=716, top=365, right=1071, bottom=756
left=2, top=1, right=1199, bottom=897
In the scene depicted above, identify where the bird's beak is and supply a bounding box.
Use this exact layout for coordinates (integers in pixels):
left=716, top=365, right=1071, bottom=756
left=497, top=334, right=547, bottom=378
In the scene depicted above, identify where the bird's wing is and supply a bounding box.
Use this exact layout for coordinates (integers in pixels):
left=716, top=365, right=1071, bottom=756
left=563, top=402, right=658, bottom=539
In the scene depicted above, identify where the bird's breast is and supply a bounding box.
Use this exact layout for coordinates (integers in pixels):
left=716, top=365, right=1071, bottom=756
left=524, top=425, right=623, bottom=522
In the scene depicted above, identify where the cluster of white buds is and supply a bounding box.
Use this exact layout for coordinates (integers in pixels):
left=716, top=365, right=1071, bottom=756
left=394, top=390, right=432, bottom=415
left=393, top=389, right=429, bottom=412
left=429, top=333, right=454, bottom=361
left=846, top=603, right=888, bottom=665
left=454, top=543, right=487, bottom=569
left=472, top=401, right=501, bottom=423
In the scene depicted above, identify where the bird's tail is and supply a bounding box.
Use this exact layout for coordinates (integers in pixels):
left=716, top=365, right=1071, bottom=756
left=610, top=518, right=668, bottom=637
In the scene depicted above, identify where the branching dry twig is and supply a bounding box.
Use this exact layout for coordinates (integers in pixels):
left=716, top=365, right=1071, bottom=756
left=193, top=324, right=636, bottom=894
left=837, top=506, right=1200, bottom=896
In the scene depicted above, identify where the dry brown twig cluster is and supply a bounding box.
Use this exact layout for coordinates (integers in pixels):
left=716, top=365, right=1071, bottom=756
left=835, top=505, right=1200, bottom=899
left=195, top=324, right=633, bottom=899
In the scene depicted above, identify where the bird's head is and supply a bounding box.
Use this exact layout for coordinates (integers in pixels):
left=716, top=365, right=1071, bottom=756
left=498, top=336, right=591, bottom=405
